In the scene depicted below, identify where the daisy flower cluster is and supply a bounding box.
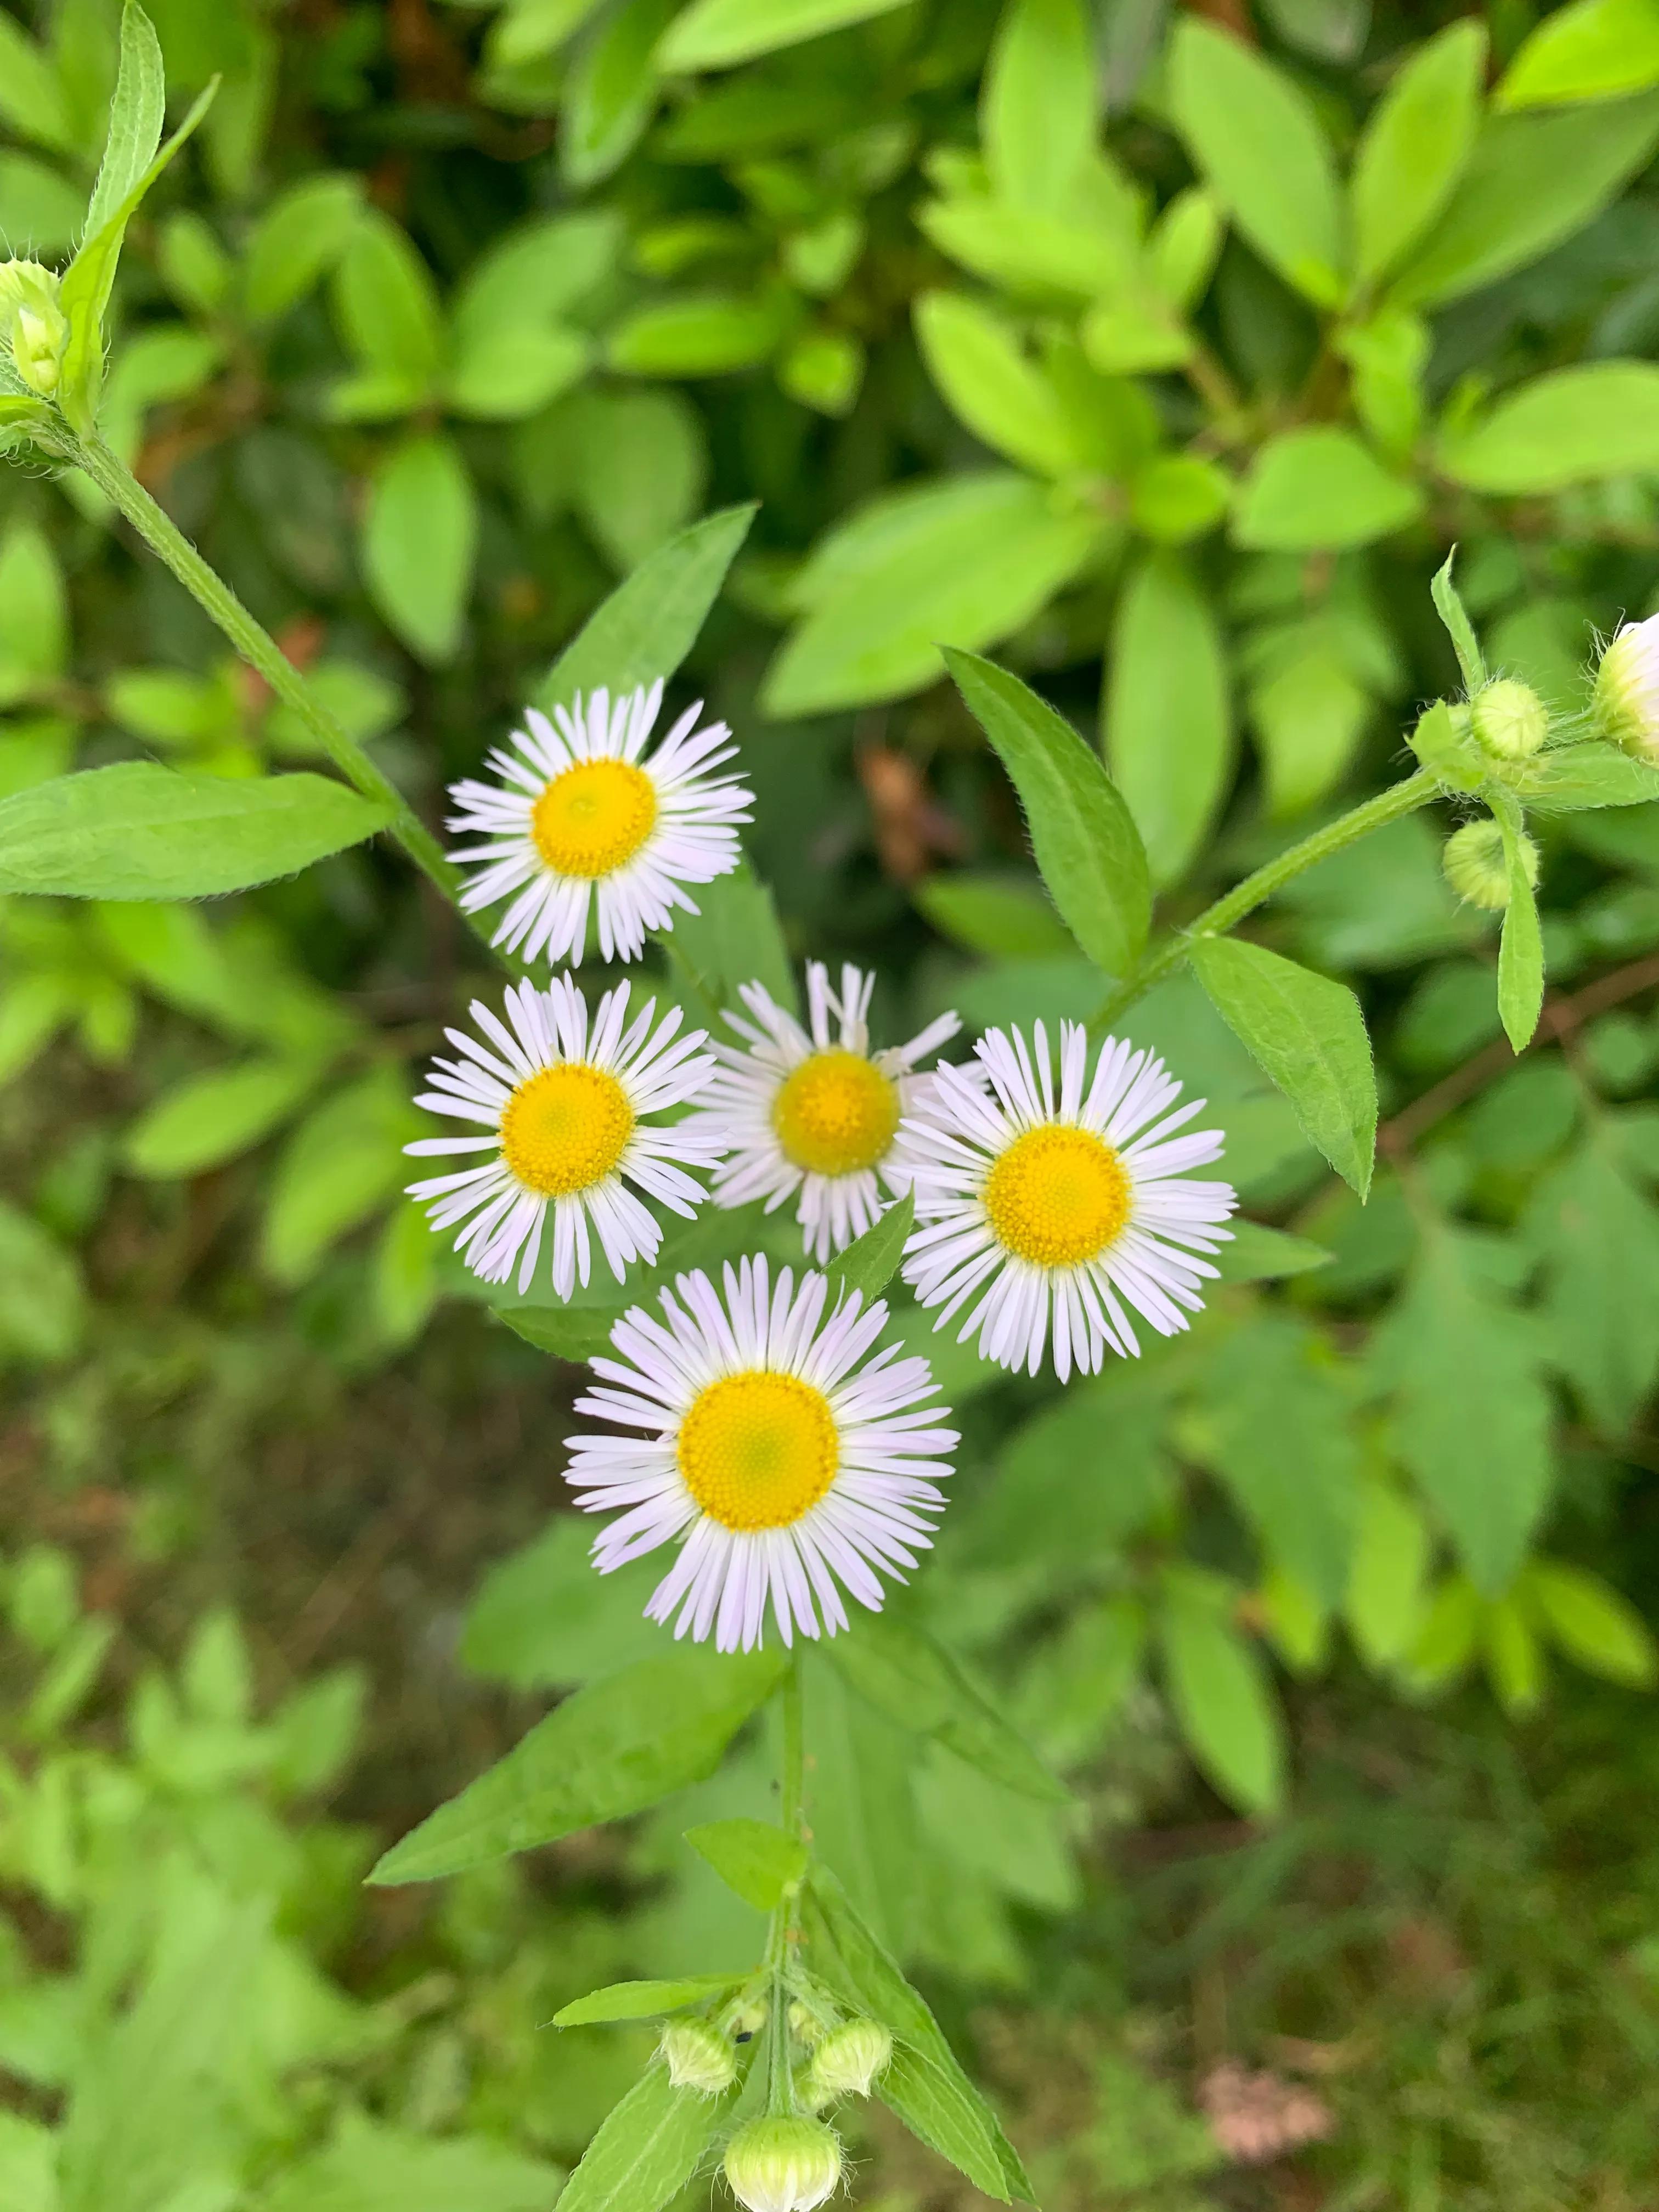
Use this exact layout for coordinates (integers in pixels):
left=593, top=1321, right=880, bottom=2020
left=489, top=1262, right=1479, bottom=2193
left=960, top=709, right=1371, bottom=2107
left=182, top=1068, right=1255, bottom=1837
left=404, top=678, right=1238, bottom=1647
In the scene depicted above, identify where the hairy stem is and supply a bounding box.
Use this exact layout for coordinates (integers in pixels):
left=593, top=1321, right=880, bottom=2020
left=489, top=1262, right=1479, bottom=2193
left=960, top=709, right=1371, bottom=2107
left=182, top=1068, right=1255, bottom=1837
left=61, top=431, right=494, bottom=940
left=1092, top=766, right=1443, bottom=1030
left=763, top=1660, right=806, bottom=2114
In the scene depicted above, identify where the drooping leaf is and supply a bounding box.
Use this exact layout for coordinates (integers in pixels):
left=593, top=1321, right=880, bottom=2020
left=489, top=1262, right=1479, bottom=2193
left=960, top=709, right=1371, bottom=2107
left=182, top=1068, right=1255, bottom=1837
left=369, top=1645, right=786, bottom=1882
left=1158, top=1567, right=1286, bottom=1816
left=947, top=648, right=1150, bottom=980
left=684, top=1817, right=807, bottom=1910
left=1190, top=936, right=1377, bottom=1197
left=553, top=1974, right=746, bottom=2027
left=822, top=1193, right=913, bottom=1308
left=563, top=0, right=678, bottom=187
left=1344, top=1476, right=1432, bottom=1668
left=913, top=871, right=1074, bottom=960
left=0, top=765, right=392, bottom=900
left=1103, top=549, right=1233, bottom=887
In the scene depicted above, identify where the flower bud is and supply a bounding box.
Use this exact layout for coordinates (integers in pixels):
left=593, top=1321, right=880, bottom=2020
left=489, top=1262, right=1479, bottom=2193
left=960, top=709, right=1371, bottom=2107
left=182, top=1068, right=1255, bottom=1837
left=723, top=2116, right=842, bottom=2212
left=660, top=2017, right=737, bottom=2097
left=0, top=259, right=67, bottom=398
left=1594, top=615, right=1659, bottom=764
left=1470, top=678, right=1547, bottom=763
left=787, top=2000, right=825, bottom=2048
left=806, top=2018, right=891, bottom=2101
left=1442, top=819, right=1536, bottom=912
left=1409, top=699, right=1485, bottom=793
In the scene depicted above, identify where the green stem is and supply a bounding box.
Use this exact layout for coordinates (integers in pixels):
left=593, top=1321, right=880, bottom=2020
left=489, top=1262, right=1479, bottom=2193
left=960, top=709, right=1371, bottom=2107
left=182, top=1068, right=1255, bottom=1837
left=63, top=430, right=500, bottom=952
left=780, top=1659, right=805, bottom=1842
left=764, top=1660, right=805, bottom=2115
left=1092, top=766, right=1443, bottom=1030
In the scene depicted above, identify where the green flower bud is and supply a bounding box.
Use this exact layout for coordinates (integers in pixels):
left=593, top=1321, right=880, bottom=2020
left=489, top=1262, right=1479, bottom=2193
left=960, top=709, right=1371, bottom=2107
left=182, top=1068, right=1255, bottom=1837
left=1593, top=615, right=1659, bottom=764
left=1442, top=819, right=1537, bottom=912
left=806, top=2018, right=891, bottom=2101
left=1470, top=678, right=1547, bottom=763
left=723, top=2116, right=842, bottom=2212
left=660, top=2017, right=737, bottom=2097
left=787, top=2000, right=825, bottom=2048
left=0, top=259, right=67, bottom=398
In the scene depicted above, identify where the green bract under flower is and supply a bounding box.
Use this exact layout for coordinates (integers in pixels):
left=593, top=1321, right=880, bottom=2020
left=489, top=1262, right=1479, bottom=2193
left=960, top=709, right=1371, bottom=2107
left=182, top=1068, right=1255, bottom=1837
left=0, top=259, right=67, bottom=398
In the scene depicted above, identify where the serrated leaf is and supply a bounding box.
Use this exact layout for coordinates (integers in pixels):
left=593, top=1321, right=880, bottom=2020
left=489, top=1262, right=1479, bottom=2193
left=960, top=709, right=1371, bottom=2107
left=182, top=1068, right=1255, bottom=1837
left=554, top=1974, right=745, bottom=2027
left=83, top=1, right=166, bottom=241
left=560, top=2061, right=739, bottom=2212
left=1190, top=936, right=1376, bottom=1197
left=827, top=1612, right=1065, bottom=1803
left=0, top=765, right=392, bottom=900
left=822, top=1193, right=912, bottom=1308
left=370, top=1645, right=786, bottom=1883
left=946, top=648, right=1149, bottom=980
left=684, top=1818, right=806, bottom=1909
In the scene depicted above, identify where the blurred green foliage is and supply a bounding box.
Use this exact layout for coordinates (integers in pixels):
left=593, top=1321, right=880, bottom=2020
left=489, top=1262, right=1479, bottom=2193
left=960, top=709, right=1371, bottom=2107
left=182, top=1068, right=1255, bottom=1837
left=7, top=0, right=1659, bottom=2202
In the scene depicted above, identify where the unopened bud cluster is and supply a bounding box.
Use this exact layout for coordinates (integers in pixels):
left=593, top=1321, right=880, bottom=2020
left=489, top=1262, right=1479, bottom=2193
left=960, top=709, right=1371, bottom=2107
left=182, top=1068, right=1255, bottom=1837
left=1594, top=614, right=1659, bottom=765
left=0, top=259, right=67, bottom=398
left=1442, top=818, right=1537, bottom=912
left=806, top=2018, right=891, bottom=2101
left=660, top=2017, right=737, bottom=2097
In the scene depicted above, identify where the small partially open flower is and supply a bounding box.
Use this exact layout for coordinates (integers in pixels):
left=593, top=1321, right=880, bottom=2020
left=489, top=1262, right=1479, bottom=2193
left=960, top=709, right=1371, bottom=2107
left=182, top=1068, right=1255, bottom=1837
left=1443, top=819, right=1536, bottom=912
left=661, top=2017, right=737, bottom=2096
left=723, top=2115, right=842, bottom=2212
left=1594, top=616, right=1659, bottom=763
left=1471, top=678, right=1547, bottom=763
left=0, top=260, right=67, bottom=398
left=806, top=2018, right=891, bottom=2101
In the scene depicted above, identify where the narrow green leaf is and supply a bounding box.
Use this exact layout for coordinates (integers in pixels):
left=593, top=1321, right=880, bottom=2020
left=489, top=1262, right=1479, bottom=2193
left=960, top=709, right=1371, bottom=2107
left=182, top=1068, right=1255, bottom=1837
left=1527, top=1561, right=1657, bottom=1686
left=1495, top=807, right=1544, bottom=1051
left=822, top=1193, right=913, bottom=1308
left=557, top=2062, right=740, bottom=2212
left=539, top=504, right=756, bottom=717
left=0, top=765, right=392, bottom=900
left=1497, top=0, right=1659, bottom=111
left=563, top=0, right=678, bottom=188
left=1189, top=937, right=1377, bottom=1198
left=361, top=433, right=477, bottom=664
left=946, top=648, right=1150, bottom=980
left=827, top=1612, right=1066, bottom=1803
left=1158, top=1568, right=1285, bottom=1815
left=495, top=1305, right=624, bottom=1363
left=369, top=1645, right=786, bottom=1883
left=914, top=291, right=1077, bottom=476
left=657, top=0, right=911, bottom=72
left=913, top=871, right=1074, bottom=960
left=1440, top=360, right=1659, bottom=494
left=684, top=1818, right=808, bottom=1910
left=84, top=1, right=166, bottom=241
left=981, top=0, right=1096, bottom=215
left=1350, top=19, right=1487, bottom=284
left=1526, top=742, right=1659, bottom=810
left=123, top=1057, right=323, bottom=1178
left=553, top=1974, right=745, bottom=2027
left=1102, top=550, right=1233, bottom=887
left=1431, top=548, right=1487, bottom=693
left=1213, top=1221, right=1332, bottom=1283
left=802, top=1867, right=1035, bottom=2204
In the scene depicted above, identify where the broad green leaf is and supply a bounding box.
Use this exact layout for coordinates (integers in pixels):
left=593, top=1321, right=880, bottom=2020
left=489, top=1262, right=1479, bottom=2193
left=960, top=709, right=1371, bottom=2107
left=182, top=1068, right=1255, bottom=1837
left=1158, top=1568, right=1286, bottom=1815
left=607, top=289, right=790, bottom=375
left=447, top=323, right=589, bottom=420
left=559, top=2061, right=740, bottom=2212
left=242, top=173, right=363, bottom=322
left=684, top=1817, right=807, bottom=1909
left=1350, top=19, right=1486, bottom=285
left=1526, top=1139, right=1659, bottom=1430
left=921, top=192, right=1131, bottom=300
left=563, top=0, right=678, bottom=186
left=261, top=1070, right=415, bottom=1286
left=0, top=765, right=392, bottom=899
left=461, top=1516, right=665, bottom=1690
left=491, top=0, right=609, bottom=66
left=0, top=16, right=74, bottom=153
left=802, top=1867, right=1035, bottom=2203
left=1430, top=547, right=1487, bottom=694
left=554, top=1974, right=746, bottom=2026
left=822, top=1192, right=913, bottom=1308
left=948, top=648, right=1150, bottom=980
left=259, top=2111, right=565, bottom=2212
left=496, top=1304, right=624, bottom=1363
left=913, top=871, right=1074, bottom=960
left=1234, top=428, right=1424, bottom=549
left=1483, top=1593, right=1546, bottom=1716
left=968, top=1368, right=1169, bottom=1571
left=1195, top=1316, right=1357, bottom=1605
left=799, top=1650, right=918, bottom=1948
left=827, top=1611, right=1066, bottom=1803
left=1496, top=810, right=1544, bottom=1051
left=1103, top=550, right=1232, bottom=887
left=1212, top=1221, right=1332, bottom=1282
left=657, top=0, right=911, bottom=71
left=981, top=0, right=1095, bottom=215
left=1527, top=1561, right=1657, bottom=1686
left=1370, top=1226, right=1553, bottom=1593
left=1190, top=936, right=1377, bottom=1198
left=369, top=1645, right=786, bottom=1882
left=123, top=1056, right=323, bottom=1178
left=1166, top=17, right=1344, bottom=303
left=914, top=292, right=1077, bottom=476
left=562, top=386, right=710, bottom=570
left=764, top=477, right=1101, bottom=716
left=361, top=434, right=477, bottom=664
left=1246, top=618, right=1375, bottom=819
left=1344, top=1477, right=1431, bottom=1668
left=329, top=208, right=442, bottom=384
left=665, top=862, right=797, bottom=1015
left=1527, top=742, right=1659, bottom=809
left=1497, top=0, right=1659, bottom=111
left=539, top=503, right=756, bottom=716
left=83, top=1, right=166, bottom=240
left=1440, top=361, right=1659, bottom=493
left=452, top=212, right=620, bottom=346
left=1390, top=93, right=1659, bottom=307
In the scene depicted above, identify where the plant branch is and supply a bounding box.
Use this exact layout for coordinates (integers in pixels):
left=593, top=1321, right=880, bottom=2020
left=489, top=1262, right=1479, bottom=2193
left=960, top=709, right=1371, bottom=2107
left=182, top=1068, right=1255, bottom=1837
left=1092, top=766, right=1443, bottom=1031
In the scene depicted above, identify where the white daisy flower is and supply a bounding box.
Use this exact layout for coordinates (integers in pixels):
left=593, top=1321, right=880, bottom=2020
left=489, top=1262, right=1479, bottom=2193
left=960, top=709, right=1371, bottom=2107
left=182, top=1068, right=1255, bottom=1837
left=406, top=974, right=720, bottom=1299
left=445, top=679, right=752, bottom=964
left=897, top=1019, right=1236, bottom=1384
left=1594, top=612, right=1659, bottom=763
left=565, top=1256, right=957, bottom=1652
left=690, top=962, right=962, bottom=1263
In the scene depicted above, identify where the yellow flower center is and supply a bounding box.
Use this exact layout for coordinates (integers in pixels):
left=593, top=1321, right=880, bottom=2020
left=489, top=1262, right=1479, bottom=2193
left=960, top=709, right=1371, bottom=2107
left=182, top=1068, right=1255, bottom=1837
left=677, top=1370, right=839, bottom=1532
left=982, top=1124, right=1131, bottom=1269
left=531, top=758, right=658, bottom=879
left=498, top=1063, right=634, bottom=1197
left=771, top=1049, right=899, bottom=1178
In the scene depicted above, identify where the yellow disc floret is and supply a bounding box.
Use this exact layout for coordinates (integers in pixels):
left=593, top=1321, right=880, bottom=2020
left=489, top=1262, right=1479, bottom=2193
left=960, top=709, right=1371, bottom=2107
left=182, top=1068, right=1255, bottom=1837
left=772, top=1049, right=900, bottom=1178
left=677, top=1370, right=839, bottom=1531
left=499, top=1063, right=634, bottom=1196
left=531, top=758, right=658, bottom=878
left=983, top=1124, right=1131, bottom=1269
